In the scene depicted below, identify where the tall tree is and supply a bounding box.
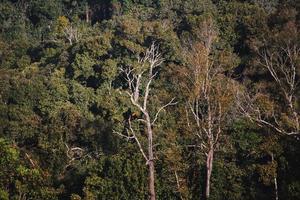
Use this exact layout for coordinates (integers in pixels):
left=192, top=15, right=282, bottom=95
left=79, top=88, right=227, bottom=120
left=182, top=18, right=238, bottom=199
left=236, top=8, right=300, bottom=137
left=237, top=42, right=300, bottom=136
left=114, top=43, right=176, bottom=200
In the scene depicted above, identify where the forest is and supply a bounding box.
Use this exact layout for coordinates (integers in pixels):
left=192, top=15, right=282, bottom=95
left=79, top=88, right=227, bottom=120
left=0, top=0, right=300, bottom=199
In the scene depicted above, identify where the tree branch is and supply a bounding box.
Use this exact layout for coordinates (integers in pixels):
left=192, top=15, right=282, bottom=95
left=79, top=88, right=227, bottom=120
left=152, top=98, right=177, bottom=125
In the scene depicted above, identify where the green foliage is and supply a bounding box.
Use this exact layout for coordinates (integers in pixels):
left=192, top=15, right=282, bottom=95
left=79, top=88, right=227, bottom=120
left=0, top=0, right=299, bottom=199
left=0, top=138, right=59, bottom=199
left=83, top=148, right=148, bottom=200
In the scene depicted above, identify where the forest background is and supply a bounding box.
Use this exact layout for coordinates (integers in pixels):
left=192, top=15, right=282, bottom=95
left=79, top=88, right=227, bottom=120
left=0, top=0, right=300, bottom=199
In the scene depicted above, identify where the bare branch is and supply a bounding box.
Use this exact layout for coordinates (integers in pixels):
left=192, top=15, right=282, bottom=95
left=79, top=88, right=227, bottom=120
left=236, top=88, right=300, bottom=136
left=127, top=120, right=149, bottom=162
left=113, top=130, right=135, bottom=140
left=152, top=98, right=177, bottom=125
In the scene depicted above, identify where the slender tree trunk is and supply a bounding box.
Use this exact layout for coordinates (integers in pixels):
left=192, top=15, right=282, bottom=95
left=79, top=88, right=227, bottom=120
left=175, top=171, right=184, bottom=200
left=274, top=175, right=279, bottom=200
left=205, top=148, right=214, bottom=200
left=146, top=113, right=156, bottom=200
left=271, top=153, right=279, bottom=200
left=85, top=4, right=90, bottom=23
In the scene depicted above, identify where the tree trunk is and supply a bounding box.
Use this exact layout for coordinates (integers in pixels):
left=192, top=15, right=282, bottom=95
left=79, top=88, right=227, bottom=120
left=149, top=160, right=156, bottom=200
left=271, top=153, right=279, bottom=200
left=146, top=113, right=156, bottom=200
left=205, top=148, right=214, bottom=200
left=274, top=174, right=279, bottom=200
left=85, top=4, right=90, bottom=23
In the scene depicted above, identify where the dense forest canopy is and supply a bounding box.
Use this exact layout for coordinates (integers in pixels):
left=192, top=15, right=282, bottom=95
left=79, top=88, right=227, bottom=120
left=0, top=0, right=300, bottom=199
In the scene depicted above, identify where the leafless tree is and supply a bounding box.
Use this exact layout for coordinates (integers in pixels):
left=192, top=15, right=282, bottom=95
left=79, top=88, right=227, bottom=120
left=236, top=44, right=300, bottom=200
left=63, top=25, right=80, bottom=45
left=114, top=43, right=176, bottom=200
left=237, top=44, right=300, bottom=136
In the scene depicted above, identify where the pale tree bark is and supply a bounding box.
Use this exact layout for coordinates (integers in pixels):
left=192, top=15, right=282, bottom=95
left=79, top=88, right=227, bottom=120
left=63, top=25, right=80, bottom=45
left=85, top=4, right=90, bottom=23
left=205, top=148, right=214, bottom=199
left=236, top=44, right=300, bottom=136
left=236, top=44, right=300, bottom=200
left=271, top=153, right=279, bottom=200
left=174, top=170, right=185, bottom=200
left=184, top=18, right=237, bottom=200
left=114, top=43, right=176, bottom=200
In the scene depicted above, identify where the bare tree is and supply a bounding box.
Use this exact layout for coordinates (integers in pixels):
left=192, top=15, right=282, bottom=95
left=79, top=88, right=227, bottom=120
left=63, top=25, right=80, bottom=45
left=236, top=43, right=300, bottom=200
left=237, top=44, right=300, bottom=136
left=114, top=43, right=176, bottom=200
left=183, top=19, right=238, bottom=199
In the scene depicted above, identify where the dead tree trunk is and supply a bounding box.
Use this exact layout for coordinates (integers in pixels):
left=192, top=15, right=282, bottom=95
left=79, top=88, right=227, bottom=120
left=146, top=112, right=156, bottom=200
left=149, top=160, right=156, bottom=200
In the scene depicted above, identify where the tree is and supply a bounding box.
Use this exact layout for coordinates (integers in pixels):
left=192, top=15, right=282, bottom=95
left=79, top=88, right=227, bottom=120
left=236, top=42, right=300, bottom=200
left=237, top=43, right=300, bottom=136
left=114, top=43, right=176, bottom=200
left=183, top=18, right=238, bottom=199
